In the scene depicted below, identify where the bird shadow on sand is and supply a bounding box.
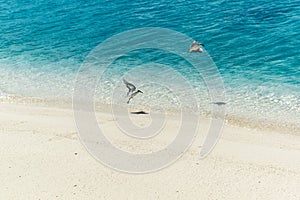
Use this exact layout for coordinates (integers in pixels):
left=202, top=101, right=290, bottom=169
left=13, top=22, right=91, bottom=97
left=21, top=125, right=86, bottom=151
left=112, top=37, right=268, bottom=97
left=130, top=111, right=149, bottom=115
left=212, top=102, right=226, bottom=106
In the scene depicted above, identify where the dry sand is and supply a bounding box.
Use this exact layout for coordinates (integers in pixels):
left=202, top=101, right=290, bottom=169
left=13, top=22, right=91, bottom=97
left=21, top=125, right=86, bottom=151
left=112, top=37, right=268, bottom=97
left=1, top=103, right=300, bottom=199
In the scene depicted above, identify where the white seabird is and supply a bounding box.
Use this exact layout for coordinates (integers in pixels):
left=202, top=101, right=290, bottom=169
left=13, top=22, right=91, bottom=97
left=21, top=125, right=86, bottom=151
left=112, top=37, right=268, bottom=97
left=123, top=79, right=143, bottom=104
left=189, top=40, right=205, bottom=53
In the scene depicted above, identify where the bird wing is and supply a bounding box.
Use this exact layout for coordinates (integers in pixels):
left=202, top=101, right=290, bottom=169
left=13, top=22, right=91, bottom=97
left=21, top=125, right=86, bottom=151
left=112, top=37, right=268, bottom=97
left=123, top=79, right=136, bottom=93
left=190, top=42, right=200, bottom=50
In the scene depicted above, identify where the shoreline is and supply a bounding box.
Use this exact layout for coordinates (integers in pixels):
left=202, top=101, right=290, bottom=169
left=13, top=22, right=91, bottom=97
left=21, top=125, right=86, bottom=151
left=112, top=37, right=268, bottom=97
left=1, top=96, right=299, bottom=135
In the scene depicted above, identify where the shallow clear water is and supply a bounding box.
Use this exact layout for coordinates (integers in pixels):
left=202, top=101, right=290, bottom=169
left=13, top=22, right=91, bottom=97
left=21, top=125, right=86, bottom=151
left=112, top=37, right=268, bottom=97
left=0, top=0, right=299, bottom=128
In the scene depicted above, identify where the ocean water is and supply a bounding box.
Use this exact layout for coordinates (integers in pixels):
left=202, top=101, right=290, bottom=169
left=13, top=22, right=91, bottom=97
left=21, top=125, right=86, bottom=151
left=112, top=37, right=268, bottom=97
left=0, top=0, right=299, bottom=129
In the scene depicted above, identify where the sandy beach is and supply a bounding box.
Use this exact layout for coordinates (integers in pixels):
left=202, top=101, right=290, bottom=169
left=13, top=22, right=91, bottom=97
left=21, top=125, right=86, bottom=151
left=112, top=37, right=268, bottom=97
left=1, top=102, right=300, bottom=200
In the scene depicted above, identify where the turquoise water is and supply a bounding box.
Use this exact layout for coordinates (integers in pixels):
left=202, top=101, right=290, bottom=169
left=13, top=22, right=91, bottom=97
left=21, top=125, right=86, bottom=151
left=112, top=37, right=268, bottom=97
left=0, top=0, right=299, bottom=128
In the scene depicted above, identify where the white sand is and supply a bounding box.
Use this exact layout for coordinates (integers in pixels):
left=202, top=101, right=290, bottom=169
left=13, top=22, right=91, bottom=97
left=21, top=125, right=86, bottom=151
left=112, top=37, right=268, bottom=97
left=1, top=103, right=300, bottom=199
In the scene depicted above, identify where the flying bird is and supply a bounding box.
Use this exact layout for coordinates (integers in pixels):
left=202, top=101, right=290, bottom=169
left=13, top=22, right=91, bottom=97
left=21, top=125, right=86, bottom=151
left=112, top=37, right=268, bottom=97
left=123, top=79, right=143, bottom=104
left=189, top=40, right=205, bottom=53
